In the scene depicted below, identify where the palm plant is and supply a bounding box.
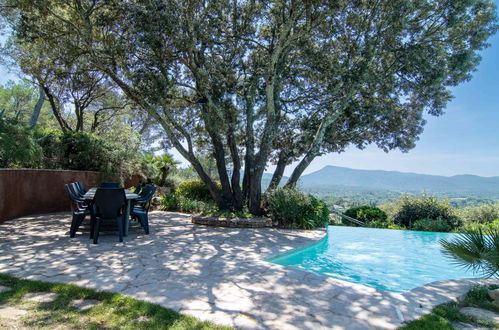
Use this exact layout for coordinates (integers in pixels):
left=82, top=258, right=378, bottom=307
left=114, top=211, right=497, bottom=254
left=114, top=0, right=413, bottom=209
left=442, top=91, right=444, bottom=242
left=154, top=154, right=180, bottom=186
left=440, top=229, right=499, bottom=278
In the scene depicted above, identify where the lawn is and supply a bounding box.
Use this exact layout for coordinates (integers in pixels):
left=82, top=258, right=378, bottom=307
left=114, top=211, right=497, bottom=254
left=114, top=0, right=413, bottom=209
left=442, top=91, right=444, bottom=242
left=0, top=273, right=231, bottom=329
left=402, top=284, right=499, bottom=330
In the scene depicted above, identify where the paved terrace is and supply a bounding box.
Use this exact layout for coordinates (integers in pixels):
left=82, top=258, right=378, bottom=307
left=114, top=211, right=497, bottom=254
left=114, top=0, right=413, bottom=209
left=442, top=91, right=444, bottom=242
left=0, top=212, right=495, bottom=329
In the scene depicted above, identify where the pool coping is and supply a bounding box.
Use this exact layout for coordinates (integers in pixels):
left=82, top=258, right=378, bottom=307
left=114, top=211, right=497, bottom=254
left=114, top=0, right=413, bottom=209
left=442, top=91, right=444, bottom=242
left=263, top=226, right=498, bottom=325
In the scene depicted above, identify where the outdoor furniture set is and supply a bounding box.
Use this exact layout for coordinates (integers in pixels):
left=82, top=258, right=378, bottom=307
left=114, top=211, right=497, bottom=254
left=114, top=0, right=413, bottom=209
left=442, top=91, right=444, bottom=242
left=65, top=182, right=156, bottom=244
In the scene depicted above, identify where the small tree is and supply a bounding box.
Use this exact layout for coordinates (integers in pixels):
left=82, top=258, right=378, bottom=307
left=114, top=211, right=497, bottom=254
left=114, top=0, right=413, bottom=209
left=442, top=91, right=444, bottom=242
left=153, top=154, right=180, bottom=186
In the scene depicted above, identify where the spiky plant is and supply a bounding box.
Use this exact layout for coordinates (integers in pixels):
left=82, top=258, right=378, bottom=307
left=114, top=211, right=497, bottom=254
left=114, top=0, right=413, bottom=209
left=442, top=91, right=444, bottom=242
left=440, top=229, right=499, bottom=278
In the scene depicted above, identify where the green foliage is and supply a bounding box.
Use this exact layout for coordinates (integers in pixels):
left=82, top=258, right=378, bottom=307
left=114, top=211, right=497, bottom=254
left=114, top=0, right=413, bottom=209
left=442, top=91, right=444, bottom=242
left=141, top=154, right=179, bottom=187
left=201, top=208, right=255, bottom=219
left=344, top=206, right=388, bottom=228
left=159, top=194, right=180, bottom=211
left=177, top=197, right=214, bottom=214
left=5, top=0, right=496, bottom=213
left=34, top=128, right=63, bottom=168
left=159, top=193, right=214, bottom=214
left=0, top=118, right=42, bottom=167
left=457, top=203, right=499, bottom=224
left=58, top=131, right=112, bottom=172
left=460, top=219, right=499, bottom=232
left=176, top=180, right=220, bottom=202
left=0, top=80, right=52, bottom=127
left=463, top=285, right=492, bottom=306
left=412, top=218, right=454, bottom=232
left=440, top=229, right=499, bottom=277
left=1, top=123, right=144, bottom=181
left=265, top=188, right=330, bottom=230
left=392, top=195, right=461, bottom=229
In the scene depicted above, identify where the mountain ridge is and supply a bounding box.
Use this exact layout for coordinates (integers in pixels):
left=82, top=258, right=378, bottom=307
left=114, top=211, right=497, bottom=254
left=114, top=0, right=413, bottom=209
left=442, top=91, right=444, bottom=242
left=294, top=165, right=499, bottom=198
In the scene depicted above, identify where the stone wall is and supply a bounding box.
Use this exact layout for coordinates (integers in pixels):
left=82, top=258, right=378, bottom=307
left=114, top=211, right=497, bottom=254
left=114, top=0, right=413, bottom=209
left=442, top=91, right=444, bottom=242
left=191, top=215, right=272, bottom=228
left=0, top=169, right=140, bottom=222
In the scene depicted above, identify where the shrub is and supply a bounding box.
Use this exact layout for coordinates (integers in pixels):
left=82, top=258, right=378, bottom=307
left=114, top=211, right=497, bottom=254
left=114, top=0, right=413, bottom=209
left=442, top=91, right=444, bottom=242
left=159, top=194, right=179, bottom=211
left=59, top=131, right=113, bottom=172
left=393, top=195, right=461, bottom=230
left=35, top=128, right=63, bottom=168
left=457, top=203, right=499, bottom=224
left=459, top=219, right=499, bottom=232
left=0, top=118, right=42, bottom=167
left=177, top=196, right=213, bottom=213
left=201, top=208, right=254, bottom=219
left=176, top=180, right=220, bottom=202
left=265, top=188, right=330, bottom=230
left=344, top=206, right=388, bottom=228
left=159, top=193, right=213, bottom=213
left=412, top=218, right=453, bottom=232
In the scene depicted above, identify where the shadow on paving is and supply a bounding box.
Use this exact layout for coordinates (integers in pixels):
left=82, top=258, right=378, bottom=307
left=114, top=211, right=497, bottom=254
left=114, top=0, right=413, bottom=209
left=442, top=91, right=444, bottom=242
left=1, top=211, right=488, bottom=329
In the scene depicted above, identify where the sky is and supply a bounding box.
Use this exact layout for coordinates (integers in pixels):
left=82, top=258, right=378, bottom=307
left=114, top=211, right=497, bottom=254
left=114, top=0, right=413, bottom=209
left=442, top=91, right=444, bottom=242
left=1, top=6, right=499, bottom=178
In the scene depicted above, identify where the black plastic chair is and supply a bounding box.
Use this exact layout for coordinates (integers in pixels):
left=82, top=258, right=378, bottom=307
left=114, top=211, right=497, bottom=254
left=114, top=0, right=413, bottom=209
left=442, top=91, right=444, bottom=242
left=91, top=188, right=126, bottom=244
left=65, top=184, right=90, bottom=237
left=131, top=185, right=156, bottom=234
left=134, top=183, right=145, bottom=196
left=76, top=181, right=86, bottom=194
left=70, top=182, right=85, bottom=199
left=100, top=182, right=120, bottom=188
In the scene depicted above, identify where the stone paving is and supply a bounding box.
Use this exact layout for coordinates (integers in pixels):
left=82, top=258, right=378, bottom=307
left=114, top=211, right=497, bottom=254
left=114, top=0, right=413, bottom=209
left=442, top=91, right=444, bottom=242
left=0, top=211, right=496, bottom=329
left=23, top=292, right=58, bottom=303
left=0, top=305, right=28, bottom=320
left=72, top=299, right=100, bottom=311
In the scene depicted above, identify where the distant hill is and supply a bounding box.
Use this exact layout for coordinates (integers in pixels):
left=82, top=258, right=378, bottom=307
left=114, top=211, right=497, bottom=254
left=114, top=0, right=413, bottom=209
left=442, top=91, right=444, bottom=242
left=295, top=165, right=499, bottom=198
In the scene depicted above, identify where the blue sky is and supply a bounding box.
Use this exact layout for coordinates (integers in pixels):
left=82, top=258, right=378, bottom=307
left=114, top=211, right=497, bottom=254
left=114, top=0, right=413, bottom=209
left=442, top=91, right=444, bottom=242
left=2, top=8, right=499, bottom=178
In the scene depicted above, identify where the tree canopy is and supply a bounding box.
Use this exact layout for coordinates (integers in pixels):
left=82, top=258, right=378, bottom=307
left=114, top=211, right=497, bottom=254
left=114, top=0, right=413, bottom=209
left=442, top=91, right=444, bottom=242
left=1, top=0, right=496, bottom=213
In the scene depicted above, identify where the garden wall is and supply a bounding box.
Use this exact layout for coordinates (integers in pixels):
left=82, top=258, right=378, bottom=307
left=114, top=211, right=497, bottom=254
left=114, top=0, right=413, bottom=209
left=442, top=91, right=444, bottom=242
left=0, top=169, right=140, bottom=222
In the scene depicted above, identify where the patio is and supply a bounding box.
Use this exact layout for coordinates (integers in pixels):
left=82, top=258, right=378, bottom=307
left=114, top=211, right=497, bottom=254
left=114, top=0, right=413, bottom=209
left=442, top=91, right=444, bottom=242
left=0, top=211, right=494, bottom=329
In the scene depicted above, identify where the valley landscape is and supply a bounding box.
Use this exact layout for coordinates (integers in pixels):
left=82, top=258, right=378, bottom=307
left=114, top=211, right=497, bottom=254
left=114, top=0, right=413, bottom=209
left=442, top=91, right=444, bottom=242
left=282, top=166, right=499, bottom=208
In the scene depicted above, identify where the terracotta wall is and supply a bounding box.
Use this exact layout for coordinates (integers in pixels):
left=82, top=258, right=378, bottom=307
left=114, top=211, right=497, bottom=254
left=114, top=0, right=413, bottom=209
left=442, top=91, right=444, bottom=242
left=0, top=169, right=140, bottom=222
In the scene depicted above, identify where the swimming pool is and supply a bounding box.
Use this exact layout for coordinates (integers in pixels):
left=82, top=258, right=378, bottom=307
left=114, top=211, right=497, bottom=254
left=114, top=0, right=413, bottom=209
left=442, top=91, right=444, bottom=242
left=269, top=226, right=476, bottom=293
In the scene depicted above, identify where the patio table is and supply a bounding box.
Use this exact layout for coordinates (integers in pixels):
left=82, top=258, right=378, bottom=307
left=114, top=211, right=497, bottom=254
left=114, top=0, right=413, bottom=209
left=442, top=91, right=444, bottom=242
left=83, top=187, right=140, bottom=236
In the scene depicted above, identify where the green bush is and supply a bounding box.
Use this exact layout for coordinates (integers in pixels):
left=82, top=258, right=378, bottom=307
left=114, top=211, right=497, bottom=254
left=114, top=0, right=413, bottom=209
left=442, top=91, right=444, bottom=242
left=457, top=203, right=499, bottom=224
left=0, top=118, right=42, bottom=167
left=412, top=218, right=454, bottom=232
left=459, top=219, right=499, bottom=232
left=176, top=180, right=220, bottom=202
left=159, top=194, right=179, bottom=211
left=35, top=128, right=63, bottom=168
left=265, top=188, right=330, bottom=230
left=159, top=193, right=213, bottom=213
left=344, top=206, right=388, bottom=228
left=59, top=131, right=113, bottom=171
left=177, top=196, right=213, bottom=213
left=393, top=195, right=461, bottom=230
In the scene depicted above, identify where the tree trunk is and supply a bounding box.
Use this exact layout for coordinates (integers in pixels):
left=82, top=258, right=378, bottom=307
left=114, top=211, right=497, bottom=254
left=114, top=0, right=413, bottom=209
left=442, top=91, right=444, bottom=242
left=285, top=152, right=316, bottom=188
left=248, top=169, right=264, bottom=215
left=29, top=86, right=45, bottom=129
left=267, top=151, right=288, bottom=191
left=43, top=85, right=71, bottom=133
left=227, top=129, right=243, bottom=210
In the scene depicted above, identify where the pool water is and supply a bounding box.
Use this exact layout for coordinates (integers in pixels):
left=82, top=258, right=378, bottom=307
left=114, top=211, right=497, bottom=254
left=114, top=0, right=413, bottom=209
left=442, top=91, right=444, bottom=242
left=269, top=226, right=476, bottom=293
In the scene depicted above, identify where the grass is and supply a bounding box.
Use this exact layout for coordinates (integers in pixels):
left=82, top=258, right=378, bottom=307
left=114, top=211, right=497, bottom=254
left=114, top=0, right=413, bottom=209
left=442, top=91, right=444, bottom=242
left=401, top=284, right=499, bottom=329
left=0, top=273, right=232, bottom=329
